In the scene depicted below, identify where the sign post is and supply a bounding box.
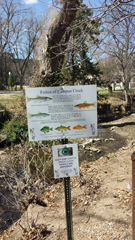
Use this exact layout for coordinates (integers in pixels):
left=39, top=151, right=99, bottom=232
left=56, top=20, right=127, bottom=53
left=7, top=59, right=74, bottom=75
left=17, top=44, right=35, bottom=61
left=131, top=152, right=135, bottom=240
left=53, top=140, right=79, bottom=239
left=25, top=85, right=97, bottom=240
left=64, top=176, right=73, bottom=240
left=61, top=138, right=73, bottom=240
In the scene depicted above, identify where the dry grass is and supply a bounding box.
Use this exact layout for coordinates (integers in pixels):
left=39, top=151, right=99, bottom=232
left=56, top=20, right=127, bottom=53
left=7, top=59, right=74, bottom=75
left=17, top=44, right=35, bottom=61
left=0, top=93, right=24, bottom=114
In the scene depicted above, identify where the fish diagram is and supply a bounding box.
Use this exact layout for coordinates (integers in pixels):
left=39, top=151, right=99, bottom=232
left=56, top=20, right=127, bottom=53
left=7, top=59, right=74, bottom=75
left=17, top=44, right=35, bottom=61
left=74, top=101, right=96, bottom=136
left=27, top=97, right=96, bottom=135
left=74, top=101, right=96, bottom=109
left=27, top=95, right=52, bottom=102
left=40, top=124, right=95, bottom=133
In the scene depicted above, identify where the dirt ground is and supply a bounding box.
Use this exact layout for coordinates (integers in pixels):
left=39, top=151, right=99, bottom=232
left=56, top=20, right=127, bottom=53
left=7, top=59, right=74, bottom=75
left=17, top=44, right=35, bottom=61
left=0, top=113, right=135, bottom=239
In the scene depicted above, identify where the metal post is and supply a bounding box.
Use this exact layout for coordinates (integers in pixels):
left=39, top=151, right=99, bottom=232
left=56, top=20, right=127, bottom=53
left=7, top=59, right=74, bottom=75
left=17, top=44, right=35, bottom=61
left=131, top=152, right=135, bottom=240
left=61, top=139, right=73, bottom=240
left=64, top=177, right=73, bottom=240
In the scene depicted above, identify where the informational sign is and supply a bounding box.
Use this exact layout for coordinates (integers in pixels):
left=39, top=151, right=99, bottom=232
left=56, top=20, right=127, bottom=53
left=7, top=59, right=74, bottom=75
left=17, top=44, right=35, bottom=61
left=52, top=143, right=79, bottom=178
left=25, top=85, right=97, bottom=141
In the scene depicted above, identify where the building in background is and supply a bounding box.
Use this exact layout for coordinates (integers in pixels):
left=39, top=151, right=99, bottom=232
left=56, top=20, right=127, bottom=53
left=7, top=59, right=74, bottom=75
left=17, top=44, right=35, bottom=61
left=0, top=52, right=36, bottom=89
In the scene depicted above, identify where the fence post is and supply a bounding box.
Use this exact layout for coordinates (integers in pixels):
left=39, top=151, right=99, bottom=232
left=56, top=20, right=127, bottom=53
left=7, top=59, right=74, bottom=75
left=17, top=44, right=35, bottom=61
left=131, top=152, right=135, bottom=240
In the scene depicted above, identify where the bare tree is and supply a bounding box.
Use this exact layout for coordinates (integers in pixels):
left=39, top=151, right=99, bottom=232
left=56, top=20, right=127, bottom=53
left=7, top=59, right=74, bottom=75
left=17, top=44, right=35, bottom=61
left=99, top=57, right=117, bottom=92
left=0, top=0, right=44, bottom=90
left=8, top=15, right=44, bottom=89
left=0, top=0, right=27, bottom=89
left=0, top=0, right=24, bottom=90
left=102, top=5, right=135, bottom=103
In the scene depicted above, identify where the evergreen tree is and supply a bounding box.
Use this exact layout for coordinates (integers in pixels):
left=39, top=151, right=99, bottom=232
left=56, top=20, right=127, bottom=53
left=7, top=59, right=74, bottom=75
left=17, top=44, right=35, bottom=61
left=8, top=74, right=14, bottom=90
left=61, top=0, right=101, bottom=86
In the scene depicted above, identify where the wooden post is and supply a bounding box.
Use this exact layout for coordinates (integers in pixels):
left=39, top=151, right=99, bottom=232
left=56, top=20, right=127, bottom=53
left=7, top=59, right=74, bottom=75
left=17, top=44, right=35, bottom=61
left=131, top=152, right=135, bottom=240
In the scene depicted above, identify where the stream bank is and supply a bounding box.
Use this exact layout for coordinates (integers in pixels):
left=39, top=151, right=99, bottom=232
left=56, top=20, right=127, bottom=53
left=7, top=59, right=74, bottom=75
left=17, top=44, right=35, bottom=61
left=0, top=95, right=134, bottom=232
left=0, top=120, right=129, bottom=232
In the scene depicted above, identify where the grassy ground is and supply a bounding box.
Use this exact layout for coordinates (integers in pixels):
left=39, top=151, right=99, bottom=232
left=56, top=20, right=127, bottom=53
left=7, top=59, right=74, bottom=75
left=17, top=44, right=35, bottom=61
left=0, top=89, right=122, bottom=111
left=98, top=89, right=124, bottom=100
left=0, top=92, right=24, bottom=117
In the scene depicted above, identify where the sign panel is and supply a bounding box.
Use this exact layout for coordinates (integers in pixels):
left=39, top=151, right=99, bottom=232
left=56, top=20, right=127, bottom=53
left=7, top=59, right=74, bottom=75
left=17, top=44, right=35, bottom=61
left=25, top=85, right=97, bottom=141
left=52, top=143, right=79, bottom=178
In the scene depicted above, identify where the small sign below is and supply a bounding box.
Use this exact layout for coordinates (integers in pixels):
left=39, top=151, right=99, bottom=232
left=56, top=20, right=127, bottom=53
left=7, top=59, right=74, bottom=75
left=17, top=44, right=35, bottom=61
left=52, top=143, right=79, bottom=178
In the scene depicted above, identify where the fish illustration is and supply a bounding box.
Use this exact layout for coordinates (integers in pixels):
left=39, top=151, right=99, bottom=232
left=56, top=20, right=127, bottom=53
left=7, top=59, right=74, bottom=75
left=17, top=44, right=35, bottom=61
left=73, top=124, right=87, bottom=130
left=74, top=101, right=96, bottom=109
left=55, top=125, right=71, bottom=132
left=27, top=95, right=52, bottom=102
left=40, top=126, right=53, bottom=133
left=28, top=112, right=49, bottom=118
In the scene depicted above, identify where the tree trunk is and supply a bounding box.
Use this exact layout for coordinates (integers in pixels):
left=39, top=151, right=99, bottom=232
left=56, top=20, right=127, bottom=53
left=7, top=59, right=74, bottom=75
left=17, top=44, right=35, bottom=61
left=20, top=75, right=23, bottom=90
left=124, top=89, right=131, bottom=104
left=113, top=82, right=115, bottom=91
left=0, top=52, right=4, bottom=90
left=71, top=38, right=75, bottom=86
left=124, top=88, right=132, bottom=112
left=40, top=0, right=79, bottom=86
left=108, top=85, right=112, bottom=93
left=124, top=89, right=128, bottom=103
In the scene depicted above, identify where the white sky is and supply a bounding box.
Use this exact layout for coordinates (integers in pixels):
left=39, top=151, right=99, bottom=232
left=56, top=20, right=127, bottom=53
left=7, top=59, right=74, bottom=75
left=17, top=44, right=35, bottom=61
left=24, top=0, right=89, bottom=6
left=23, top=0, right=91, bottom=17
left=25, top=0, right=38, bottom=4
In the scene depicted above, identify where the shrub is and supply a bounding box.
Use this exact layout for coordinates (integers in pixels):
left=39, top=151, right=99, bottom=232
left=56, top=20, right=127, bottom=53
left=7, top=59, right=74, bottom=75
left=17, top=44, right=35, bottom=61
left=8, top=74, right=14, bottom=89
left=2, top=112, right=28, bottom=144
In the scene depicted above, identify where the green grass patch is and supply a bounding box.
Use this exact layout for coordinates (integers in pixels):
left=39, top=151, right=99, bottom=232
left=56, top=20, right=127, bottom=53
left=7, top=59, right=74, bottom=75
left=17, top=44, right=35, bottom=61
left=97, top=89, right=123, bottom=101
left=110, top=154, right=117, bottom=158
left=113, top=194, right=119, bottom=198
left=117, top=179, right=123, bottom=182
